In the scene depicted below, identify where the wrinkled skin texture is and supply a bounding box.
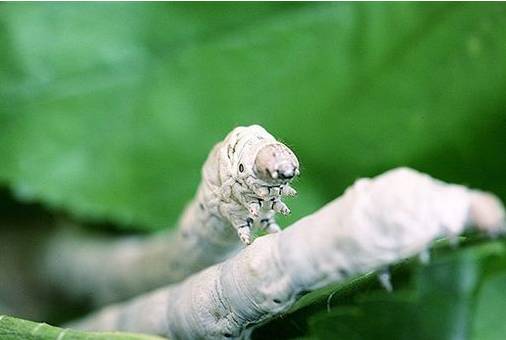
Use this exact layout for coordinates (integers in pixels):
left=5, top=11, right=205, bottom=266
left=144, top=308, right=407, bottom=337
left=72, top=168, right=506, bottom=339
left=41, top=126, right=301, bottom=308
left=197, top=125, right=299, bottom=244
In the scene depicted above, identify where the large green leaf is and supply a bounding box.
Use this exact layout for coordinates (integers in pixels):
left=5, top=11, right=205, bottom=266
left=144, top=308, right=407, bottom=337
left=471, top=272, right=506, bottom=340
left=1, top=3, right=505, bottom=231
left=0, top=314, right=166, bottom=340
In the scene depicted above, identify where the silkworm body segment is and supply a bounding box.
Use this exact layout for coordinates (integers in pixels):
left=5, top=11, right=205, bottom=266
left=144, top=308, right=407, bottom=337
left=193, top=125, right=299, bottom=245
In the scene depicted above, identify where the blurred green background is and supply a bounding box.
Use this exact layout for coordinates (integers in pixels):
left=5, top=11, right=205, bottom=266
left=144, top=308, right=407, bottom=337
left=0, top=2, right=506, bottom=339
left=1, top=2, right=504, bottom=231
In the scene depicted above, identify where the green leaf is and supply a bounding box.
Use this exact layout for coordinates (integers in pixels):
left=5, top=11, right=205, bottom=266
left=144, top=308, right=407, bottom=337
left=0, top=314, right=166, bottom=340
left=1, top=3, right=505, bottom=230
left=472, top=272, right=506, bottom=340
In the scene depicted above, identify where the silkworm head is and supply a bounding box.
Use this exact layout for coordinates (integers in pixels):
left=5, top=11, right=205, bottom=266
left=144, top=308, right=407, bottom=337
left=254, top=143, right=299, bottom=184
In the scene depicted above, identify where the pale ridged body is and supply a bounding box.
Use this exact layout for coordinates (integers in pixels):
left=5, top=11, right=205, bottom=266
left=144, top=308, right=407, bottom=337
left=180, top=125, right=299, bottom=245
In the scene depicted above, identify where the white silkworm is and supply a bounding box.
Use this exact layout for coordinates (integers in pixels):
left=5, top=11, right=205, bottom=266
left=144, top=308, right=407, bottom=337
left=41, top=126, right=300, bottom=305
left=184, top=124, right=300, bottom=245
left=72, top=168, right=505, bottom=339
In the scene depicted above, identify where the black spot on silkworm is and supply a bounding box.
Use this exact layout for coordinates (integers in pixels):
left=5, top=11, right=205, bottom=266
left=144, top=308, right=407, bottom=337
left=235, top=180, right=243, bottom=187
left=238, top=224, right=249, bottom=229
left=233, top=139, right=239, bottom=151
left=270, top=197, right=277, bottom=210
left=260, top=218, right=270, bottom=223
left=227, top=145, right=233, bottom=160
left=338, top=269, right=349, bottom=277
left=246, top=217, right=253, bottom=225
left=199, top=203, right=205, bottom=210
left=239, top=164, right=244, bottom=173
left=266, top=185, right=281, bottom=195
left=273, top=299, right=281, bottom=304
left=231, top=139, right=240, bottom=157
left=224, top=333, right=232, bottom=338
